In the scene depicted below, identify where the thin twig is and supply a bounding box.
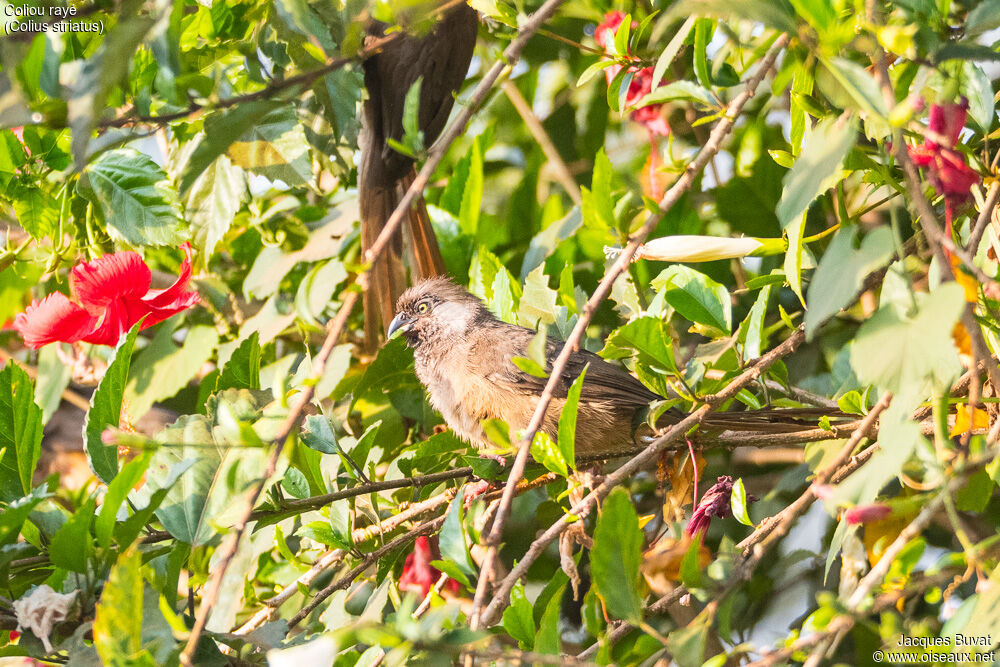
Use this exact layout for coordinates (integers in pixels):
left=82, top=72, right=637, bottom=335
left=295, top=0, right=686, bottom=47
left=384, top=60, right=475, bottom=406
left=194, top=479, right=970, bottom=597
left=502, top=80, right=582, bottom=205
left=178, top=6, right=569, bottom=654
left=479, top=324, right=805, bottom=627
left=469, top=32, right=791, bottom=630
left=967, top=181, right=1000, bottom=255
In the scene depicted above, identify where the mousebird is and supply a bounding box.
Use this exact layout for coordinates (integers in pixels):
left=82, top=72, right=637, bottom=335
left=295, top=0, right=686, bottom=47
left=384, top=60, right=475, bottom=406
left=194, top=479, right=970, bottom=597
left=387, top=277, right=840, bottom=455
left=360, top=2, right=479, bottom=348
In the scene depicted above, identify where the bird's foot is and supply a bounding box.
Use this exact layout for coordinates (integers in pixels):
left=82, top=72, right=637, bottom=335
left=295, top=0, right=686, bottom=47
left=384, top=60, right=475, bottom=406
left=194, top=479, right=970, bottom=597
left=463, top=480, right=494, bottom=507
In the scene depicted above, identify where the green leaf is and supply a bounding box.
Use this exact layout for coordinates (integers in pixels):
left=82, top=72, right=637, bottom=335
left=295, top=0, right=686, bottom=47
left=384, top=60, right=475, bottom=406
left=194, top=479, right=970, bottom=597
left=502, top=582, right=536, bottom=649
left=530, top=431, right=568, bottom=477
left=591, top=487, right=643, bottom=622
left=638, top=80, right=716, bottom=107
left=730, top=478, right=753, bottom=526
left=804, top=226, right=894, bottom=338
left=0, top=487, right=48, bottom=547
left=50, top=497, right=96, bottom=573
left=0, top=361, right=42, bottom=502
left=96, top=452, right=153, bottom=551
left=439, top=492, right=476, bottom=578
left=12, top=187, right=58, bottom=239
left=218, top=332, right=262, bottom=392
left=94, top=546, right=144, bottom=665
left=784, top=211, right=806, bottom=306
left=84, top=324, right=140, bottom=483
left=740, top=284, right=771, bottom=359
left=534, top=580, right=565, bottom=654
left=146, top=389, right=274, bottom=545
left=558, top=366, right=586, bottom=471
left=679, top=535, right=704, bottom=588
left=849, top=283, right=964, bottom=405
left=788, top=0, right=835, bottom=32
left=401, top=76, right=425, bottom=154
left=967, top=0, right=1000, bottom=38
left=693, top=19, right=713, bottom=89
left=652, top=265, right=732, bottom=333
left=178, top=101, right=285, bottom=194
left=956, top=469, right=993, bottom=513
left=225, top=105, right=313, bottom=187
left=776, top=116, right=855, bottom=229
left=512, top=356, right=548, bottom=378
left=837, top=390, right=865, bottom=415
left=82, top=148, right=187, bottom=247
left=184, top=154, right=246, bottom=260
left=651, top=16, right=695, bottom=90
left=124, top=323, right=219, bottom=421
left=34, top=344, right=71, bottom=425
left=459, top=137, right=483, bottom=235
left=818, top=58, right=888, bottom=119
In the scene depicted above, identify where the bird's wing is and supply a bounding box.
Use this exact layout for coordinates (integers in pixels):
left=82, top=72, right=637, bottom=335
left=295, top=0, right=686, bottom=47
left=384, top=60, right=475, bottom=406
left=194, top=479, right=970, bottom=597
left=485, top=327, right=661, bottom=409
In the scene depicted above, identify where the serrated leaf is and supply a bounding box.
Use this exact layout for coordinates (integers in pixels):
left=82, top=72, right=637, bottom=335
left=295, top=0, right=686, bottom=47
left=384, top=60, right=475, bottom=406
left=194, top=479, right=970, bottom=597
left=94, top=547, right=144, bottom=664
left=96, top=452, right=152, bottom=551
left=84, top=324, right=140, bottom=483
left=0, top=361, right=42, bottom=502
left=805, top=226, right=894, bottom=338
left=530, top=431, right=568, bottom=477
left=776, top=116, right=855, bottom=229
left=502, top=582, right=536, bottom=649
left=50, top=497, right=96, bottom=573
left=849, top=283, right=963, bottom=404
left=652, top=265, right=732, bottom=332
left=124, top=323, right=219, bottom=421
left=218, top=332, right=262, bottom=392
left=82, top=148, right=187, bottom=247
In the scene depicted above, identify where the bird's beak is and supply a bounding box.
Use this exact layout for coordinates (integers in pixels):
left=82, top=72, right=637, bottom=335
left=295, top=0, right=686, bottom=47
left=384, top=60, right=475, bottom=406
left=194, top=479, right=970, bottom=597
left=387, top=312, right=412, bottom=340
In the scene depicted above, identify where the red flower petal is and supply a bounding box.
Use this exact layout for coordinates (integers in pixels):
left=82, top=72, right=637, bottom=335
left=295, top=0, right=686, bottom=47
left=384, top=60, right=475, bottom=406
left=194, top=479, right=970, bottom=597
left=844, top=504, right=891, bottom=524
left=935, top=149, right=979, bottom=201
left=71, top=252, right=151, bottom=314
left=928, top=101, right=968, bottom=148
left=81, top=298, right=134, bottom=347
left=14, top=293, right=98, bottom=348
left=399, top=536, right=439, bottom=597
left=595, top=11, right=627, bottom=51
left=142, top=243, right=198, bottom=311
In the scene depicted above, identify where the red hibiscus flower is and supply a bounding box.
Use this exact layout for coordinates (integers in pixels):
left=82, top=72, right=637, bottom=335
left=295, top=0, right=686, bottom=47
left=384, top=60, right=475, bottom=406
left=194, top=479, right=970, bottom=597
left=844, top=503, right=892, bottom=525
left=14, top=244, right=199, bottom=349
left=399, top=536, right=462, bottom=598
left=594, top=12, right=670, bottom=138
left=908, top=100, right=980, bottom=236
left=685, top=476, right=757, bottom=538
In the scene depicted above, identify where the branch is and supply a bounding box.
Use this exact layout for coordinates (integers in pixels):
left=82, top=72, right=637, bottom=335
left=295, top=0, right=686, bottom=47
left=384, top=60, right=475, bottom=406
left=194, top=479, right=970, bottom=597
left=469, top=31, right=791, bottom=630
left=178, top=0, right=568, bottom=658
left=479, top=324, right=805, bottom=628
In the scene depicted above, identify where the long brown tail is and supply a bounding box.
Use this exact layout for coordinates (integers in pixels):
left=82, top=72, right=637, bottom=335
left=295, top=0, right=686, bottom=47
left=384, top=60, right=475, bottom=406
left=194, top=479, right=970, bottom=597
left=700, top=407, right=849, bottom=433
left=360, top=165, right=446, bottom=348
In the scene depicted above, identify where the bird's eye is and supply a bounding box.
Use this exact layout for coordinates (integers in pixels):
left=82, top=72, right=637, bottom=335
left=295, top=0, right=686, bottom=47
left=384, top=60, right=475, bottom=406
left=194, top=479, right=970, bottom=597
left=416, top=301, right=430, bottom=314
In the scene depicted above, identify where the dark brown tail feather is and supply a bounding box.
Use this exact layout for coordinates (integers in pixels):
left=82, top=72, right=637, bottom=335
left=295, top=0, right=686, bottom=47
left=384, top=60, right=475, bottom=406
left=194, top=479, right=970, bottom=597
left=655, top=406, right=851, bottom=433
left=399, top=167, right=446, bottom=278
left=360, top=166, right=445, bottom=348
left=360, top=182, right=408, bottom=348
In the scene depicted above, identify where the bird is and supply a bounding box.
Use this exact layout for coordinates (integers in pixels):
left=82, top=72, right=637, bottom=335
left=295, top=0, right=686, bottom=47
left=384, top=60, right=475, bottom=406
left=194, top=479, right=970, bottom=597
left=387, top=277, right=840, bottom=456
left=359, top=1, right=479, bottom=349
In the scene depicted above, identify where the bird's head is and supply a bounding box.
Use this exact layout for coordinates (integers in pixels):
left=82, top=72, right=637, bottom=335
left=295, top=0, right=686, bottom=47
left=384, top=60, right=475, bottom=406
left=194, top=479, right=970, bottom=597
left=387, top=277, right=491, bottom=347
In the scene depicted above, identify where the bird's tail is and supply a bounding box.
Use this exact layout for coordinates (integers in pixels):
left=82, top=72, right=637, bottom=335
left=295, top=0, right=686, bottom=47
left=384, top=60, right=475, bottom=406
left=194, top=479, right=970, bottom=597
left=699, top=406, right=849, bottom=433
left=360, top=165, right=446, bottom=348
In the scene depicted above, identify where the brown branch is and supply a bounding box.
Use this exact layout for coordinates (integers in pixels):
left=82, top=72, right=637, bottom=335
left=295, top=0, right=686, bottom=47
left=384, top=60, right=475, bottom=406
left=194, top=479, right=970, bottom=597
left=469, top=32, right=791, bottom=630
left=502, top=80, right=582, bottom=205
left=178, top=3, right=569, bottom=656
left=578, top=394, right=893, bottom=659
left=479, top=324, right=805, bottom=628
left=967, top=181, right=1000, bottom=255
left=288, top=516, right=447, bottom=627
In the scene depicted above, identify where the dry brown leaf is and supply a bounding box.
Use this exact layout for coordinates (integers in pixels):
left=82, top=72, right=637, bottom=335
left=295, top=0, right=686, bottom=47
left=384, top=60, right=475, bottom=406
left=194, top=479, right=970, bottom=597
left=641, top=534, right=710, bottom=595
